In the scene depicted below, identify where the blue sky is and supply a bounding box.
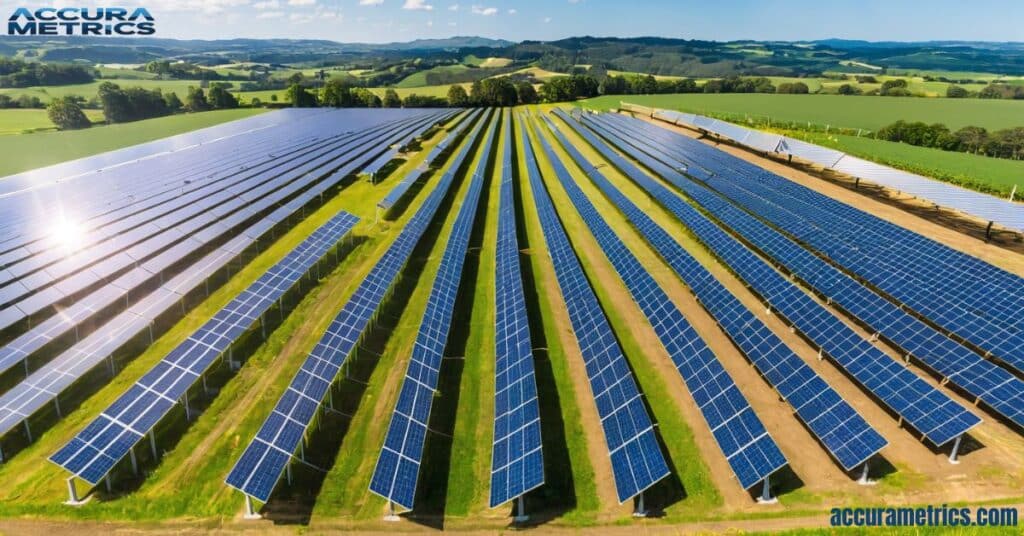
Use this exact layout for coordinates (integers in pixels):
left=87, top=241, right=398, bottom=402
left=8, top=0, right=1024, bottom=42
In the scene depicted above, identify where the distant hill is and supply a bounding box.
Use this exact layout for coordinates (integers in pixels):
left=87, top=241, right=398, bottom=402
left=1, top=35, right=1022, bottom=76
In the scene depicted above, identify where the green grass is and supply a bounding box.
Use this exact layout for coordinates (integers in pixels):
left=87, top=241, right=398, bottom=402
left=0, top=109, right=265, bottom=178
left=0, top=79, right=206, bottom=103
left=396, top=64, right=471, bottom=88
left=0, top=108, right=105, bottom=135
left=793, top=131, right=1024, bottom=196
left=578, top=93, right=1024, bottom=131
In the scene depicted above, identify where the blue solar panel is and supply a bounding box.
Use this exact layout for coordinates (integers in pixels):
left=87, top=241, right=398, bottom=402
left=534, top=113, right=789, bottom=489
left=520, top=114, right=669, bottom=503
left=635, top=114, right=1024, bottom=377
left=490, top=111, right=544, bottom=508
left=378, top=109, right=484, bottom=211
left=551, top=110, right=887, bottom=471
left=225, top=109, right=495, bottom=504
left=578, top=112, right=994, bottom=441
left=368, top=109, right=498, bottom=510
left=0, top=112, right=451, bottom=444
left=49, top=211, right=359, bottom=485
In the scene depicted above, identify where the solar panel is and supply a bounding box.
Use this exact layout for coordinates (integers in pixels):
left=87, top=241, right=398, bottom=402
left=536, top=114, right=790, bottom=489
left=225, top=109, right=495, bottom=505
left=636, top=109, right=1024, bottom=374
left=368, top=109, right=499, bottom=510
left=0, top=112, right=451, bottom=444
left=489, top=112, right=544, bottom=508
left=552, top=110, right=887, bottom=472
left=379, top=109, right=485, bottom=211
left=580, top=112, right=995, bottom=440
left=593, top=113, right=1024, bottom=430
left=49, top=211, right=358, bottom=486
left=521, top=114, right=669, bottom=504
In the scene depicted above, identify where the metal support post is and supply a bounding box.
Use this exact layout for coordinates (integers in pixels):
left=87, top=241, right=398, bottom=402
left=857, top=461, right=875, bottom=485
left=757, top=476, right=777, bottom=504
left=631, top=493, right=646, bottom=518
left=150, top=430, right=158, bottom=459
left=244, top=495, right=261, bottom=520
left=129, top=448, right=138, bottom=476
left=384, top=501, right=400, bottom=521
left=949, top=435, right=963, bottom=464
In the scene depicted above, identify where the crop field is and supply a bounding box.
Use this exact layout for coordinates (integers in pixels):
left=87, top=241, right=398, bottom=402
left=0, top=79, right=207, bottom=103
left=579, top=93, right=1024, bottom=131
left=0, top=106, right=1022, bottom=536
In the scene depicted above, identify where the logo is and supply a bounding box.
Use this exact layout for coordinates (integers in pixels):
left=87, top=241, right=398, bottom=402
left=7, top=7, right=155, bottom=36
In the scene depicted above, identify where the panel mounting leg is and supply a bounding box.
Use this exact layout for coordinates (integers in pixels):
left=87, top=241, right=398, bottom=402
left=948, top=435, right=963, bottom=464
left=286, top=461, right=292, bottom=486
left=104, top=475, right=112, bottom=494
left=857, top=461, right=875, bottom=485
left=243, top=495, right=262, bottom=520
left=129, top=447, right=138, bottom=476
left=384, top=501, right=400, bottom=521
left=149, top=430, right=158, bottom=459
left=756, top=476, right=777, bottom=504
left=183, top=393, right=191, bottom=421
left=64, top=478, right=87, bottom=506
left=631, top=493, right=647, bottom=518
left=23, top=420, right=32, bottom=443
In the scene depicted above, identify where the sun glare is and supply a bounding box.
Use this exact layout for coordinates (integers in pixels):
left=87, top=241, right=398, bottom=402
left=49, top=218, right=86, bottom=253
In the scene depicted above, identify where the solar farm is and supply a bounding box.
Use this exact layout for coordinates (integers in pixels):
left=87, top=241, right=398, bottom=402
left=0, top=104, right=1022, bottom=532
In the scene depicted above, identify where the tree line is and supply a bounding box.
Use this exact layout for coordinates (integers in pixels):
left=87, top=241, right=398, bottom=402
left=876, top=120, right=1024, bottom=160
left=46, top=81, right=239, bottom=130
left=0, top=57, right=95, bottom=88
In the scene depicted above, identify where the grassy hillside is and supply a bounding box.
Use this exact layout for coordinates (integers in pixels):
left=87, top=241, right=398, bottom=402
left=578, top=93, right=1024, bottom=131
left=0, top=109, right=265, bottom=178
left=0, top=79, right=206, bottom=103
left=0, top=109, right=105, bottom=135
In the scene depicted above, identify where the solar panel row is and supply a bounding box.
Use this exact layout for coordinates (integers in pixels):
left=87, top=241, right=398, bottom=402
left=580, top=113, right=995, bottom=440
left=550, top=110, right=887, bottom=472
left=361, top=111, right=459, bottom=178
left=49, top=211, right=359, bottom=486
left=0, top=112, right=441, bottom=335
left=617, top=112, right=1024, bottom=377
left=520, top=114, right=670, bottom=504
left=0, top=122, right=398, bottom=376
left=225, top=109, right=494, bottom=505
left=489, top=112, right=544, bottom=508
left=535, top=114, right=788, bottom=489
left=0, top=111, right=453, bottom=444
left=368, top=108, right=498, bottom=511
left=593, top=113, right=1024, bottom=432
left=379, top=109, right=484, bottom=211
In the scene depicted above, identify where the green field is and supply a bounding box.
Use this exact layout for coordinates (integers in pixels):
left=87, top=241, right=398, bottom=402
left=0, top=109, right=265, bottom=178
left=0, top=79, right=207, bottom=103
left=795, top=131, right=1024, bottom=195
left=579, top=93, right=1024, bottom=131
left=0, top=108, right=106, bottom=135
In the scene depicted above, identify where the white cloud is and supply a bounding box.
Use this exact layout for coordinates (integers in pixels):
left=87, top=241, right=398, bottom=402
left=359, top=0, right=384, bottom=5
left=290, top=12, right=315, bottom=22
left=288, top=0, right=316, bottom=5
left=448, top=21, right=456, bottom=26
left=426, top=19, right=433, bottom=26
left=568, top=0, right=582, bottom=3
left=471, top=4, right=497, bottom=15
left=252, top=0, right=280, bottom=9
left=402, top=0, right=433, bottom=10
left=257, top=10, right=285, bottom=18
left=543, top=16, right=552, bottom=23
left=141, top=0, right=250, bottom=15
left=507, top=8, right=516, bottom=14
left=447, top=3, right=459, bottom=11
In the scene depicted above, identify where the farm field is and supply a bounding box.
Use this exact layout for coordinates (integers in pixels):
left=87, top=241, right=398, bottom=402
left=579, top=93, right=1024, bottom=131
left=0, top=108, right=105, bottom=135
left=0, top=108, right=265, bottom=178
left=0, top=79, right=207, bottom=103
left=0, top=106, right=1022, bottom=536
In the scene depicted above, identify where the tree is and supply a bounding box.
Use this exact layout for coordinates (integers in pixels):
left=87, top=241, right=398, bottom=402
left=47, top=96, right=91, bottom=130
left=320, top=78, right=353, bottom=107
left=207, top=83, right=239, bottom=109
left=185, top=86, right=210, bottom=112
left=777, top=82, right=810, bottom=94
left=515, top=81, right=539, bottom=105
left=382, top=88, right=402, bottom=108
left=164, top=91, right=183, bottom=112
left=879, top=78, right=909, bottom=96
left=946, top=85, right=969, bottom=98
left=286, top=84, right=318, bottom=107
left=837, top=83, right=862, bottom=95
left=270, top=94, right=278, bottom=102
left=447, top=84, right=470, bottom=107
left=351, top=88, right=380, bottom=107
